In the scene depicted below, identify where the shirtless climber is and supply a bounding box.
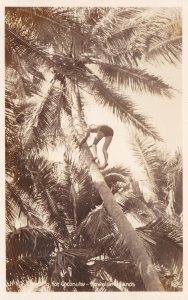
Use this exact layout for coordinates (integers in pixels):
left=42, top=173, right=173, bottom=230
left=79, top=124, right=114, bottom=169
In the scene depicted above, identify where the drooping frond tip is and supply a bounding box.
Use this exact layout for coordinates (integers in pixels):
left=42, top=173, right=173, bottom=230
left=79, top=72, right=163, bottom=141
left=98, top=62, right=173, bottom=98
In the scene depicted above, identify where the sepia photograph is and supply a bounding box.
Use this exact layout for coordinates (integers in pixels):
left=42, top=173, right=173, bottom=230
left=4, top=3, right=183, bottom=294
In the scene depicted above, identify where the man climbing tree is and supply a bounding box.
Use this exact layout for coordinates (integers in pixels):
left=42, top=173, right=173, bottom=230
left=80, top=124, right=114, bottom=169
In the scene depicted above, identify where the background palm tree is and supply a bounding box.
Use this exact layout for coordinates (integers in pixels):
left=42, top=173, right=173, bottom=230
left=5, top=7, right=182, bottom=291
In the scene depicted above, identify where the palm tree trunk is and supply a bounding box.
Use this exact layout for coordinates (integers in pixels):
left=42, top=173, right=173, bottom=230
left=71, top=88, right=164, bottom=291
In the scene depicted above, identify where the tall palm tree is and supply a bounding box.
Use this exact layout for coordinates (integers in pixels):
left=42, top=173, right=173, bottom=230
left=5, top=7, right=182, bottom=291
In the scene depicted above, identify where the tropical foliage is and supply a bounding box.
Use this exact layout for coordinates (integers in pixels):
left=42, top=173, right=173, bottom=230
left=5, top=7, right=182, bottom=291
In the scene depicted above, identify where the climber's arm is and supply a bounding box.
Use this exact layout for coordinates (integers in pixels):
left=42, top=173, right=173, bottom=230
left=79, top=128, right=92, bottom=147
left=79, top=125, right=100, bottom=147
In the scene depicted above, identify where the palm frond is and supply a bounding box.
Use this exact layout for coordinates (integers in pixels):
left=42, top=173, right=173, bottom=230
left=103, top=166, right=130, bottom=178
left=9, top=51, right=44, bottom=98
left=7, top=227, right=58, bottom=260
left=144, top=8, right=181, bottom=64
left=74, top=207, right=125, bottom=258
left=92, top=7, right=144, bottom=37
left=166, top=150, right=182, bottom=215
left=75, top=206, right=153, bottom=260
left=36, top=87, right=62, bottom=139
left=145, top=36, right=182, bottom=64
left=5, top=28, right=53, bottom=68
left=96, top=43, right=142, bottom=68
left=22, top=86, right=64, bottom=149
left=26, top=155, right=71, bottom=237
left=78, top=69, right=163, bottom=141
left=157, top=263, right=182, bottom=291
left=98, top=62, right=172, bottom=97
left=5, top=27, right=56, bottom=98
left=131, top=134, right=163, bottom=194
left=88, top=214, right=182, bottom=274
left=75, top=194, right=172, bottom=261
left=6, top=226, right=58, bottom=286
left=115, top=192, right=155, bottom=225
left=49, top=250, right=93, bottom=291
left=142, top=217, right=183, bottom=243
left=63, top=144, right=108, bottom=217
left=92, top=8, right=150, bottom=68
left=6, top=257, right=50, bottom=288
left=94, top=28, right=136, bottom=68
left=6, top=197, right=17, bottom=233
left=76, top=206, right=113, bottom=244
left=5, top=82, right=18, bottom=152
left=6, top=7, right=84, bottom=50
left=101, top=165, right=131, bottom=194
left=79, top=7, right=110, bottom=26
left=89, top=260, right=145, bottom=291
left=90, top=264, right=125, bottom=291
left=63, top=248, right=95, bottom=259
left=6, top=27, right=75, bottom=84
left=93, top=8, right=181, bottom=68
left=138, top=217, right=182, bottom=272
left=166, top=149, right=182, bottom=187
left=6, top=181, right=35, bottom=229
left=131, top=136, right=181, bottom=207
left=6, top=24, right=82, bottom=98
left=7, top=149, right=35, bottom=197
